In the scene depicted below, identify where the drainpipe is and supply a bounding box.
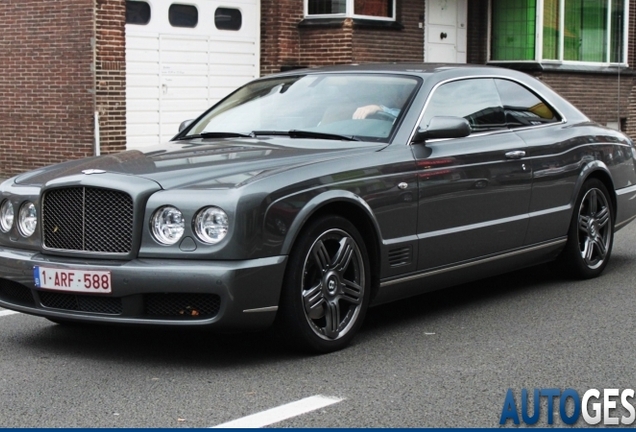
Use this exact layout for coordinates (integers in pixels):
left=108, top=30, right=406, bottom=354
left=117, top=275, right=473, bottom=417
left=94, top=111, right=101, bottom=156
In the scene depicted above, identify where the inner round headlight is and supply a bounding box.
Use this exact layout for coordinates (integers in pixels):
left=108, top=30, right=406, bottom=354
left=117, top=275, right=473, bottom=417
left=151, top=206, right=184, bottom=245
left=18, top=201, right=37, bottom=237
left=0, top=199, right=14, bottom=233
left=194, top=206, right=229, bottom=244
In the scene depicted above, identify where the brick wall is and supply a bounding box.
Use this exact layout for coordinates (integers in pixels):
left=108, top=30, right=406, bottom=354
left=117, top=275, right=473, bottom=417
left=624, top=2, right=636, bottom=138
left=261, top=0, right=303, bottom=75
left=95, top=0, right=127, bottom=155
left=352, top=1, right=423, bottom=63
left=539, top=73, right=632, bottom=129
left=0, top=0, right=96, bottom=178
left=261, top=0, right=425, bottom=74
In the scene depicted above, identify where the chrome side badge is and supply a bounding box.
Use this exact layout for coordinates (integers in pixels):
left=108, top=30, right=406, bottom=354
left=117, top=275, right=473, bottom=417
left=82, top=169, right=106, bottom=175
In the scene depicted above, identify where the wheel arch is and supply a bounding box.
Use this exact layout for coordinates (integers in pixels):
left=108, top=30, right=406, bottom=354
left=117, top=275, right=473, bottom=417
left=574, top=162, right=617, bottom=217
left=279, top=191, right=383, bottom=301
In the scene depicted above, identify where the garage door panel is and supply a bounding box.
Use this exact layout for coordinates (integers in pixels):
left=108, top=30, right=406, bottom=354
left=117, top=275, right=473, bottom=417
left=127, top=75, right=161, bottom=87
left=126, top=62, right=160, bottom=74
left=126, top=35, right=159, bottom=50
left=127, top=87, right=161, bottom=99
left=209, top=41, right=257, bottom=55
left=127, top=136, right=162, bottom=148
left=161, top=37, right=208, bottom=51
left=126, top=51, right=160, bottom=63
left=126, top=0, right=260, bottom=147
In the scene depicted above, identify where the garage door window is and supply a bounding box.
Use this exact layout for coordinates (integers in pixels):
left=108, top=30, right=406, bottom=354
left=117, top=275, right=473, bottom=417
left=169, top=4, right=198, bottom=28
left=126, top=1, right=151, bottom=25
left=215, top=8, right=242, bottom=31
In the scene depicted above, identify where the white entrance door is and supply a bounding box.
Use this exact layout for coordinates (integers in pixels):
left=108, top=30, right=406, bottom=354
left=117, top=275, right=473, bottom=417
left=126, top=0, right=260, bottom=148
left=424, top=0, right=467, bottom=63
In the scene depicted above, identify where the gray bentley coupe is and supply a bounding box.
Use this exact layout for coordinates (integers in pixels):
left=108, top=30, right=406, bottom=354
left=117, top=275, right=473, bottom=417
left=1, top=64, right=636, bottom=353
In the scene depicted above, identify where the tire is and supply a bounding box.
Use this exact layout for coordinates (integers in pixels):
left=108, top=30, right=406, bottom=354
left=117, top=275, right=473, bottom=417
left=559, top=178, right=614, bottom=279
left=276, top=215, right=371, bottom=353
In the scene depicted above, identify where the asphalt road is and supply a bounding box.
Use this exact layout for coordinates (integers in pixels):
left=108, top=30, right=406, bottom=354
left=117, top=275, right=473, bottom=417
left=2, top=223, right=636, bottom=428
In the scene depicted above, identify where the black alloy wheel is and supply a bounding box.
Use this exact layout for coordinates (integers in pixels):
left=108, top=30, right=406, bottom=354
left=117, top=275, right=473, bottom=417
left=560, top=178, right=614, bottom=279
left=277, top=215, right=370, bottom=353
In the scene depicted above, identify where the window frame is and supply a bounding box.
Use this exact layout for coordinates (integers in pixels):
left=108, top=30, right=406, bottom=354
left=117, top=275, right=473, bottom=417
left=488, top=0, right=629, bottom=66
left=304, top=0, right=397, bottom=21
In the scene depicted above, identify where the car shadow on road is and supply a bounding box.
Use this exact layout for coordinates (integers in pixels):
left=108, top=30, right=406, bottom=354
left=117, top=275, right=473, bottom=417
left=360, top=261, right=572, bottom=336
left=13, top=258, right=624, bottom=366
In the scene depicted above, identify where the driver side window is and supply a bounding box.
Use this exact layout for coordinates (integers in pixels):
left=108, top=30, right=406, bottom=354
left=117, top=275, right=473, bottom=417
left=422, top=78, right=506, bottom=133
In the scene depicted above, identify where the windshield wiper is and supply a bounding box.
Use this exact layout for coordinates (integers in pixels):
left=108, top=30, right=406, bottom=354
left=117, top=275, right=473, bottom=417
left=251, top=130, right=360, bottom=142
left=179, top=130, right=361, bottom=142
left=176, top=131, right=253, bottom=140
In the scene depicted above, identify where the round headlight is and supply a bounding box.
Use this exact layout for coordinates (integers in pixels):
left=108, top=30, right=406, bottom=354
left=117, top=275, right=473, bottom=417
left=18, top=201, right=37, bottom=237
left=151, top=206, right=184, bottom=245
left=0, top=199, right=14, bottom=233
left=194, top=206, right=229, bottom=244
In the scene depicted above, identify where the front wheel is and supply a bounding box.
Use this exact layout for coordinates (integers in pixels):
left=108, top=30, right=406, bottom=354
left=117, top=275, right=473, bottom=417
left=559, top=178, right=614, bottom=279
left=276, top=215, right=371, bottom=353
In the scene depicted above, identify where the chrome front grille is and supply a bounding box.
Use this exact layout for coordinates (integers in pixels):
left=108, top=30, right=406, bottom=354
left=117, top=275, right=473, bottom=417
left=42, top=187, right=134, bottom=253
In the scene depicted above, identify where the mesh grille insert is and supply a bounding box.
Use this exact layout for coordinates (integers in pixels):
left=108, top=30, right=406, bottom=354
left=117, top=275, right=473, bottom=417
left=145, top=293, right=221, bottom=318
left=42, top=187, right=134, bottom=253
left=0, top=279, right=35, bottom=306
left=39, top=291, right=123, bottom=315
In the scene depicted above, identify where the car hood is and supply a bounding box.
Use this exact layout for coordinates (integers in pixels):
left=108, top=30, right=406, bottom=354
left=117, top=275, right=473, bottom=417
left=14, top=138, right=386, bottom=189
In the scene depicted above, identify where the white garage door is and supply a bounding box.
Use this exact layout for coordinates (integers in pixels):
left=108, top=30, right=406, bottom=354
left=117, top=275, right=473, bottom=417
left=125, top=0, right=260, bottom=148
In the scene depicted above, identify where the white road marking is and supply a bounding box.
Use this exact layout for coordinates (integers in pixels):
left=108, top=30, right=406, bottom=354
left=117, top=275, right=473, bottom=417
left=0, top=310, right=20, bottom=317
left=211, top=395, right=344, bottom=428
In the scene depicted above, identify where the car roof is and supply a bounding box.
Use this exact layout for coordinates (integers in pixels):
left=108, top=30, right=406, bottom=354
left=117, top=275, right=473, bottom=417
left=275, top=63, right=520, bottom=78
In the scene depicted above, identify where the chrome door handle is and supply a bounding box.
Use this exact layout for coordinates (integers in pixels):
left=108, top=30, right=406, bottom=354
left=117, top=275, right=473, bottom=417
left=505, top=150, right=526, bottom=159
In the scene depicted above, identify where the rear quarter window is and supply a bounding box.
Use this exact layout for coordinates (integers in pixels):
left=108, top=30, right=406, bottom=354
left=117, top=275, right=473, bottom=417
left=494, top=79, right=561, bottom=128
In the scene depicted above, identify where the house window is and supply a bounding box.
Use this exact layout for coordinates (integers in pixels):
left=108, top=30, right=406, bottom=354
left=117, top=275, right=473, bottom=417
left=491, top=0, right=627, bottom=64
left=306, top=0, right=395, bottom=20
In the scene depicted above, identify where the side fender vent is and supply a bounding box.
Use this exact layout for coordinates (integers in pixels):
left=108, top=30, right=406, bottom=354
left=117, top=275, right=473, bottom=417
left=388, top=246, right=412, bottom=267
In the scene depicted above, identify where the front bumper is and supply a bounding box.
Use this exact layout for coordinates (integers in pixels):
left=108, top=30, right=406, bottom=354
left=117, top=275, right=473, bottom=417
left=0, top=246, right=287, bottom=330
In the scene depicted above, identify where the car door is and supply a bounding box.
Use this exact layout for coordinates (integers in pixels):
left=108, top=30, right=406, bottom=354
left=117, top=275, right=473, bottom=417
left=414, top=78, right=533, bottom=270
left=491, top=78, right=580, bottom=245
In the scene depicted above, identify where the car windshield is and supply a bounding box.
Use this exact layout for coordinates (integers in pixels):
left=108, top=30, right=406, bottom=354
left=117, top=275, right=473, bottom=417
left=183, top=73, right=420, bottom=143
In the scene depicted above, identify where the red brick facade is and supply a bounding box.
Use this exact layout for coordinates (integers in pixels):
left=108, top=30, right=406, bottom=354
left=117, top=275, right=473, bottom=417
left=260, top=0, right=424, bottom=73
left=0, top=0, right=95, bottom=177
left=1, top=1, right=636, bottom=179
left=0, top=0, right=127, bottom=179
left=95, top=0, right=127, bottom=156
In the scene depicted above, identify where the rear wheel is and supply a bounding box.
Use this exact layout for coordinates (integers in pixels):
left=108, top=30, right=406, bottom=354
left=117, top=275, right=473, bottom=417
left=277, top=215, right=370, bottom=353
left=559, top=178, right=614, bottom=279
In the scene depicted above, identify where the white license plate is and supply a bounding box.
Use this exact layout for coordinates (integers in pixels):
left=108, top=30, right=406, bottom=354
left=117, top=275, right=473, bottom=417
left=34, top=266, right=112, bottom=293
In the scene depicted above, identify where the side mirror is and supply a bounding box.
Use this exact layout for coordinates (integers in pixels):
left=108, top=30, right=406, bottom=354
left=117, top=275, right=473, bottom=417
left=178, top=119, right=194, bottom=133
left=412, top=116, right=471, bottom=144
